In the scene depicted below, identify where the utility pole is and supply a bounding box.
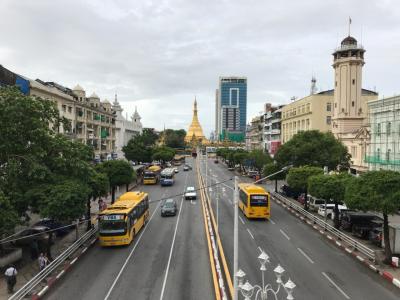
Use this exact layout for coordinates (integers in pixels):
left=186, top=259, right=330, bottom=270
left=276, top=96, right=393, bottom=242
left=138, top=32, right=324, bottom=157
left=233, top=176, right=239, bottom=300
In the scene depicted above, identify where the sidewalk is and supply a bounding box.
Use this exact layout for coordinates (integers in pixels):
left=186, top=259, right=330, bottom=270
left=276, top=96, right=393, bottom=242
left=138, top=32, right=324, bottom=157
left=1, top=181, right=139, bottom=298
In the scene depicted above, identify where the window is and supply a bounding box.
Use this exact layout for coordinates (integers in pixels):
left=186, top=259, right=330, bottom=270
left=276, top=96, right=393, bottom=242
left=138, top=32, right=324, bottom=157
left=306, top=119, right=310, bottom=129
left=377, top=148, right=380, bottom=160
left=377, top=123, right=381, bottom=136
left=239, top=190, right=248, bottom=206
left=68, top=106, right=72, bottom=113
left=326, top=116, right=332, bottom=125
left=352, top=79, right=355, bottom=85
left=62, top=105, right=66, bottom=112
left=387, top=122, right=391, bottom=136
left=335, top=81, right=337, bottom=87
left=386, top=149, right=391, bottom=161
left=335, top=103, right=337, bottom=108
left=352, top=101, right=355, bottom=107
left=306, top=103, right=310, bottom=112
left=351, top=146, right=357, bottom=158
left=327, top=103, right=331, bottom=112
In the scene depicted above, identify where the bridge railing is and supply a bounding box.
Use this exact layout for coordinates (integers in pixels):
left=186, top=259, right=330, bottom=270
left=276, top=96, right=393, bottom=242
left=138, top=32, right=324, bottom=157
left=272, top=192, right=376, bottom=262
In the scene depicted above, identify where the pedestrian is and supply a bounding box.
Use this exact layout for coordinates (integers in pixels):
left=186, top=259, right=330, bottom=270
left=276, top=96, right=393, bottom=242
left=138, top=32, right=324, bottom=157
left=38, top=253, right=46, bottom=271
left=44, top=253, right=50, bottom=266
left=4, top=265, right=17, bottom=294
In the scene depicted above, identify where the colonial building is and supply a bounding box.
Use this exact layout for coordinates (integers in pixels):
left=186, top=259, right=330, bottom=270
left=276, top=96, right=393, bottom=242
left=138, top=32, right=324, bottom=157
left=263, top=103, right=284, bottom=157
left=367, top=96, right=400, bottom=172
left=246, top=115, right=264, bottom=151
left=185, top=98, right=207, bottom=144
left=112, top=95, right=143, bottom=159
left=29, top=80, right=117, bottom=160
left=281, top=90, right=333, bottom=144
left=331, top=35, right=378, bottom=173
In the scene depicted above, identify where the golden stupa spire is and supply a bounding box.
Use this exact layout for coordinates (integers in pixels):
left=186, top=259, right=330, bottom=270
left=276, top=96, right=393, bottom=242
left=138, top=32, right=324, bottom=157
left=185, top=97, right=207, bottom=144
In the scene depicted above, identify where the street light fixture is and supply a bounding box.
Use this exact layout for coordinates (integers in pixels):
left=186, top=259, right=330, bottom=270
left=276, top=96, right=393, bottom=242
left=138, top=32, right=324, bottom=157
left=235, top=249, right=296, bottom=300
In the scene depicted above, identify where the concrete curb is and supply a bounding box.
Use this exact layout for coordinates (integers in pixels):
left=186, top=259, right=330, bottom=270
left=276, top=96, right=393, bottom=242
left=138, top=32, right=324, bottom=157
left=272, top=196, right=400, bottom=290
left=31, top=237, right=97, bottom=299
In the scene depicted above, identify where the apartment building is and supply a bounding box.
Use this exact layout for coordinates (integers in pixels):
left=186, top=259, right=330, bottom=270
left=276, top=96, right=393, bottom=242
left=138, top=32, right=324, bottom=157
left=263, top=103, right=284, bottom=156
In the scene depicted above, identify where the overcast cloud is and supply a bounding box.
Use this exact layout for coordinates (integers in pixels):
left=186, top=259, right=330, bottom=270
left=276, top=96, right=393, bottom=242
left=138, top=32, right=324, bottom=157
left=1, top=0, right=400, bottom=136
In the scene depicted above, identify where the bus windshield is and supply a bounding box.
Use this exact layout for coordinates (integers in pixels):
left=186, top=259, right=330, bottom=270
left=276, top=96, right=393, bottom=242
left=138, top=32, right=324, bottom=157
left=99, top=215, right=126, bottom=236
left=144, top=172, right=155, bottom=179
left=250, top=195, right=268, bottom=207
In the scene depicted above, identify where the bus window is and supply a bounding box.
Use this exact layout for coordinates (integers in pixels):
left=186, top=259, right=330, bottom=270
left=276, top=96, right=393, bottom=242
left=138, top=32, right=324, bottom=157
left=239, top=190, right=248, bottom=205
left=250, top=195, right=268, bottom=207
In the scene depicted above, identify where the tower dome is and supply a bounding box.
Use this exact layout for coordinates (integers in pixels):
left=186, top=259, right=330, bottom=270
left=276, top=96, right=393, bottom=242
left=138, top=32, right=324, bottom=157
left=341, top=36, right=357, bottom=47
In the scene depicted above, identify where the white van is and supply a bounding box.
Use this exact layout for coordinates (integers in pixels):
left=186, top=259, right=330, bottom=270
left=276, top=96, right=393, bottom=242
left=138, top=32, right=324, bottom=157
left=308, top=196, right=327, bottom=212
left=318, top=204, right=347, bottom=219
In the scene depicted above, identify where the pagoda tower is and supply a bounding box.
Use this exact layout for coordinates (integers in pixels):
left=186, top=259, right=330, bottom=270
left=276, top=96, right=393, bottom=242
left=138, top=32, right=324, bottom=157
left=185, top=98, right=207, bottom=144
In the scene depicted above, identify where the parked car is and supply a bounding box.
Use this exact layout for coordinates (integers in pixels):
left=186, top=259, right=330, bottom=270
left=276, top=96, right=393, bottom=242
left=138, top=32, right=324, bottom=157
left=318, top=204, right=347, bottom=219
left=13, top=226, right=51, bottom=247
left=228, top=167, right=235, bottom=171
left=369, top=226, right=383, bottom=246
left=279, top=185, right=301, bottom=199
left=308, top=196, right=331, bottom=212
left=340, top=211, right=383, bottom=238
left=161, top=198, right=178, bottom=217
left=247, top=170, right=259, bottom=179
left=184, top=186, right=197, bottom=200
left=214, top=159, right=219, bottom=164
left=174, top=167, right=179, bottom=173
left=183, top=165, right=192, bottom=171
left=34, top=218, right=72, bottom=237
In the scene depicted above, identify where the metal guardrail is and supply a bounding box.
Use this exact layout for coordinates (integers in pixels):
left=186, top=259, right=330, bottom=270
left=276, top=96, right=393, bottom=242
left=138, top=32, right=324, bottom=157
left=272, top=192, right=376, bottom=262
left=9, top=226, right=97, bottom=300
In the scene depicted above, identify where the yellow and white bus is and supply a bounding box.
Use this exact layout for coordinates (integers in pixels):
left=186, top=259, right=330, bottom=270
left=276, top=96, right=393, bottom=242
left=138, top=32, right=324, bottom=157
left=143, top=165, right=161, bottom=185
left=98, top=191, right=149, bottom=246
left=238, top=183, right=270, bottom=219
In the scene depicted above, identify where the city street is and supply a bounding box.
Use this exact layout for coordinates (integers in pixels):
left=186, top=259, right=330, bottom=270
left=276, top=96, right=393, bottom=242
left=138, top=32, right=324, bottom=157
left=45, top=160, right=213, bottom=300
left=202, top=156, right=400, bottom=300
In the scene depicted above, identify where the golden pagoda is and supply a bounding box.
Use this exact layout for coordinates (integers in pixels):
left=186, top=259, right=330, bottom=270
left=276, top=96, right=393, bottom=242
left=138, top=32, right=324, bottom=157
left=185, top=98, right=207, bottom=144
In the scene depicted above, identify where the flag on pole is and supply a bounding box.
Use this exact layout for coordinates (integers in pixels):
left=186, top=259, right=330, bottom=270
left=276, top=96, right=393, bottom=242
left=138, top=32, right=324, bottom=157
left=349, top=17, right=352, bottom=24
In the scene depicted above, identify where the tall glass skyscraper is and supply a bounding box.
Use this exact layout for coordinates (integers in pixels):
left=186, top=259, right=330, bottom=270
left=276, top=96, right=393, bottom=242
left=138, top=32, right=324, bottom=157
left=215, top=76, right=247, bottom=142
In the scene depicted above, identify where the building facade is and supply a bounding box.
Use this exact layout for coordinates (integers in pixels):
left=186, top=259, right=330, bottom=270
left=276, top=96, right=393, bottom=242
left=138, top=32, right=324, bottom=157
left=216, top=76, right=247, bottom=142
left=29, top=80, right=117, bottom=160
left=281, top=90, right=334, bottom=144
left=263, top=103, right=284, bottom=156
left=112, top=95, right=143, bottom=159
left=246, top=115, right=264, bottom=151
left=367, top=96, right=400, bottom=172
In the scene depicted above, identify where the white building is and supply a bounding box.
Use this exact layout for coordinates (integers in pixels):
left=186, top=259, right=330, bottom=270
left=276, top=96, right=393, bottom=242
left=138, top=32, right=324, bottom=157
left=112, top=95, right=143, bottom=159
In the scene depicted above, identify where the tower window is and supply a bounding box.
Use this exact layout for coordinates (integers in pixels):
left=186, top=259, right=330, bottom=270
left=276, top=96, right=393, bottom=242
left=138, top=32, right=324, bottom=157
left=335, top=81, right=337, bottom=87
left=335, top=103, right=337, bottom=108
left=326, top=116, right=332, bottom=125
left=326, top=103, right=331, bottom=112
left=352, top=101, right=355, bottom=107
left=352, top=79, right=355, bottom=85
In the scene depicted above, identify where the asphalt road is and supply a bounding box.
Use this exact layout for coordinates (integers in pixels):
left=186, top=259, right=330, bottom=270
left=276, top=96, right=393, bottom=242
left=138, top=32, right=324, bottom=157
left=45, top=158, right=213, bottom=300
left=202, top=156, right=400, bottom=300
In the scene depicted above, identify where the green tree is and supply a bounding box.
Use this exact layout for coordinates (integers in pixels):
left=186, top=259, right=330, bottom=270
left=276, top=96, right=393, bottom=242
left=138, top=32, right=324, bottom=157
left=233, top=151, right=249, bottom=172
left=345, top=170, right=400, bottom=263
left=286, top=166, right=323, bottom=210
left=0, top=192, right=18, bottom=245
left=96, top=160, right=135, bottom=204
left=247, top=149, right=272, bottom=173
left=308, top=173, right=350, bottom=228
left=164, top=129, right=186, bottom=148
left=141, top=128, right=159, bottom=146
left=263, top=163, right=287, bottom=192
left=152, top=146, right=176, bottom=164
left=275, top=130, right=350, bottom=170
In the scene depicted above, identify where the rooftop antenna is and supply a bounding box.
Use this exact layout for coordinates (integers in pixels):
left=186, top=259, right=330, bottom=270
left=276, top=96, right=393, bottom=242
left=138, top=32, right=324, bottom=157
left=348, top=16, right=352, bottom=36
left=310, top=76, right=317, bottom=95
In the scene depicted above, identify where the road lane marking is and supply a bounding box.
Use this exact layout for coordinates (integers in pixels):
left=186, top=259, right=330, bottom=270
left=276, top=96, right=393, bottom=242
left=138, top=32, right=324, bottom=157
left=322, top=272, right=350, bottom=299
left=257, top=246, right=262, bottom=252
left=270, top=219, right=276, bottom=225
left=297, top=248, right=314, bottom=264
left=247, top=228, right=254, bottom=240
left=239, top=216, right=245, bottom=225
left=159, top=173, right=189, bottom=300
left=104, top=198, right=162, bottom=300
left=280, top=229, right=290, bottom=240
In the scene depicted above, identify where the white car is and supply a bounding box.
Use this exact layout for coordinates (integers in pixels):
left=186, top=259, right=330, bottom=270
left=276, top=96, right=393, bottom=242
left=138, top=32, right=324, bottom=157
left=318, top=204, right=347, bottom=219
left=174, top=167, right=179, bottom=173
left=184, top=186, right=197, bottom=200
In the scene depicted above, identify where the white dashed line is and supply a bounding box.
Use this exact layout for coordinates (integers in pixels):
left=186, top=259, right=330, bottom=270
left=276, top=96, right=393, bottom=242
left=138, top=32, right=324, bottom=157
left=280, top=229, right=290, bottom=240
left=247, top=228, right=255, bottom=240
left=322, top=272, right=351, bottom=299
left=297, top=248, right=314, bottom=264
left=239, top=216, right=245, bottom=225
left=257, top=246, right=262, bottom=252
left=345, top=248, right=353, bottom=254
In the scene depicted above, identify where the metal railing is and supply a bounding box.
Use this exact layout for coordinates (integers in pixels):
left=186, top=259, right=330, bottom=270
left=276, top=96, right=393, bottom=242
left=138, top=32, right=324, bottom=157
left=9, top=226, right=97, bottom=300
left=272, top=192, right=376, bottom=262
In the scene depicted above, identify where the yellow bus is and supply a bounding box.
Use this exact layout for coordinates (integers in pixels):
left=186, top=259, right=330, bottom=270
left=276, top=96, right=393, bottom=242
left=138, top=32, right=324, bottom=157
left=238, top=183, right=270, bottom=219
left=98, top=191, right=149, bottom=246
left=143, top=165, right=161, bottom=185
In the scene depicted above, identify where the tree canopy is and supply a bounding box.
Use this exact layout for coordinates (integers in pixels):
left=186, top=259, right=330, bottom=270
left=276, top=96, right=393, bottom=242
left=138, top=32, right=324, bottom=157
left=345, top=170, right=400, bottom=262
left=164, top=129, right=186, bottom=148
left=152, top=146, right=176, bottom=163
left=247, top=149, right=272, bottom=173
left=275, top=130, right=350, bottom=170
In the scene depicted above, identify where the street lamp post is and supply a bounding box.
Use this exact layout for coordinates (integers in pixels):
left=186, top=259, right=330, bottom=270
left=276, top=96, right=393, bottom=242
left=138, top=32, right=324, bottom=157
left=235, top=249, right=296, bottom=300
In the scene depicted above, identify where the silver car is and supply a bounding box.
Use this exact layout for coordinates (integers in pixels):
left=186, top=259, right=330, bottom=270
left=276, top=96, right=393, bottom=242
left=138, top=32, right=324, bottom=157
left=161, top=198, right=178, bottom=217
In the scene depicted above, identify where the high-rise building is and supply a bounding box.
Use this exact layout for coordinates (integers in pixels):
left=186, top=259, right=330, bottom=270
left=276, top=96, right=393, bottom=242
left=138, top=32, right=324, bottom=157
left=216, top=76, right=247, bottom=142
left=263, top=103, right=285, bottom=157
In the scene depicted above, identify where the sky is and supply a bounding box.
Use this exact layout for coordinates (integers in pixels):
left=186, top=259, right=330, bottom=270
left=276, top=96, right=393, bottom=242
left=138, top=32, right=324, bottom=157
left=1, top=0, right=400, bottom=137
